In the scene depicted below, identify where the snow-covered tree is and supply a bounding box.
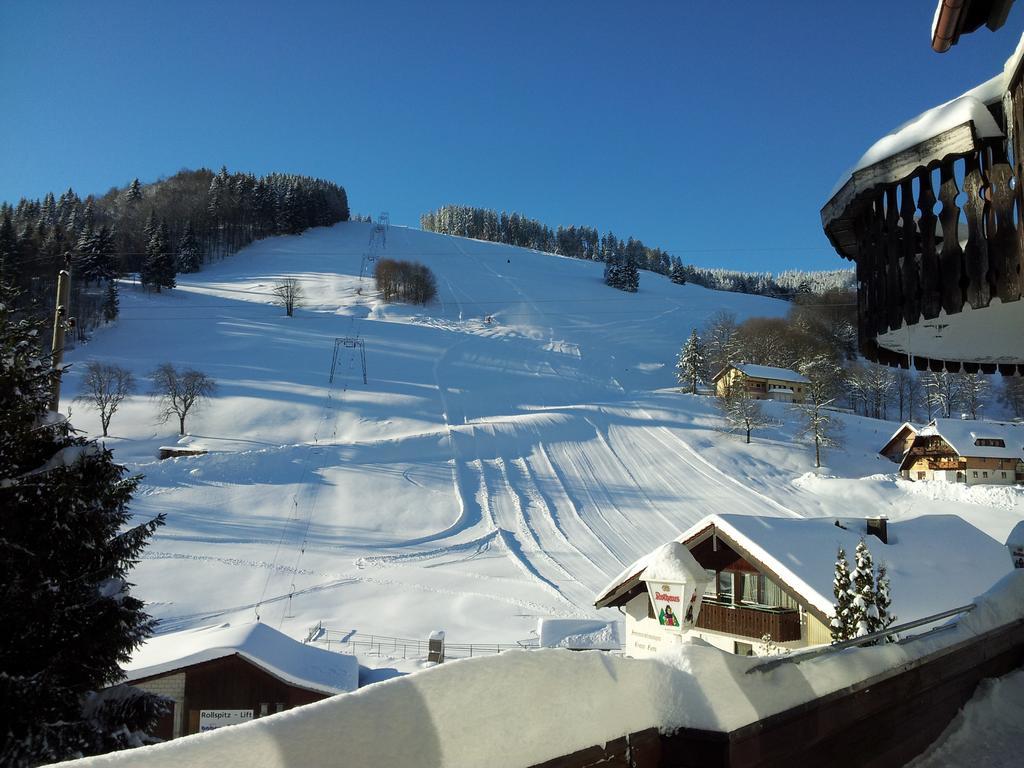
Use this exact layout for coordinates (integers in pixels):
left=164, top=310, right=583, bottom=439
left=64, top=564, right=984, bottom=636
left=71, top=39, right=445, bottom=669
left=875, top=563, right=896, bottom=642
left=669, top=259, right=687, bottom=285
left=922, top=371, right=960, bottom=418
left=958, top=373, right=988, bottom=419
left=794, top=356, right=844, bottom=468
left=0, top=284, right=166, bottom=765
left=830, top=546, right=854, bottom=643
left=124, top=178, right=143, bottom=203
left=175, top=222, right=202, bottom=274
left=850, top=539, right=877, bottom=638
left=676, top=329, right=707, bottom=394
left=140, top=221, right=175, bottom=293
left=717, top=379, right=774, bottom=444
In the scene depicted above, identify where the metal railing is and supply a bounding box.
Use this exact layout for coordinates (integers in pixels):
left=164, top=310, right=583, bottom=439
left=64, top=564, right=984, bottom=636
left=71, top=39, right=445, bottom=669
left=305, top=625, right=538, bottom=659
left=748, top=603, right=976, bottom=674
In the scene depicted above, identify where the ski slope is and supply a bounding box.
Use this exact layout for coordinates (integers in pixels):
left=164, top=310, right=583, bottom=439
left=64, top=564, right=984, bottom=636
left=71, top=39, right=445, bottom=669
left=62, top=222, right=1024, bottom=645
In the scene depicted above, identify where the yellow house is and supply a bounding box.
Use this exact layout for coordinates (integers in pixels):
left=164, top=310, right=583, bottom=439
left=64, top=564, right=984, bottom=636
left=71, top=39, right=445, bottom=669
left=711, top=363, right=809, bottom=404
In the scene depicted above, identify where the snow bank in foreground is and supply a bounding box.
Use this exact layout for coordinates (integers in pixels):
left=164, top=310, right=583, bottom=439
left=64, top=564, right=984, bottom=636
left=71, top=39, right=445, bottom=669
left=61, top=572, right=1024, bottom=768
left=908, top=669, right=1024, bottom=768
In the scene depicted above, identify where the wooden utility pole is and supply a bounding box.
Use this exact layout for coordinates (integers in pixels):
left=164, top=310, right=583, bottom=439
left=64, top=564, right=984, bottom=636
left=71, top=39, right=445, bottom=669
left=49, top=255, right=72, bottom=411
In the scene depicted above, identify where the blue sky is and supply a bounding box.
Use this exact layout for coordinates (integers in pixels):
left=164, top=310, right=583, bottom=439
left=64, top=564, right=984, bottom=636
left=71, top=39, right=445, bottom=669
left=1, top=1, right=1018, bottom=271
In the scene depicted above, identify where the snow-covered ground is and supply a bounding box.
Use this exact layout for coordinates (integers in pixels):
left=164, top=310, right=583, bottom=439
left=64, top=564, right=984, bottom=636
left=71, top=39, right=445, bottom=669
left=61, top=222, right=1024, bottom=647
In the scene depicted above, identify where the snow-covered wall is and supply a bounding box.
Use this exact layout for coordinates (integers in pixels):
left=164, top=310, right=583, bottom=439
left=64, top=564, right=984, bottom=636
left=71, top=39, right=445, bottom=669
left=59, top=572, right=1024, bottom=768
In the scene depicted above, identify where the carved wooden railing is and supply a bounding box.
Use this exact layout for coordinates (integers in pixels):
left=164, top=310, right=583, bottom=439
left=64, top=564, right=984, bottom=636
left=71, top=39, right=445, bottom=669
left=696, top=601, right=802, bottom=642
left=824, top=74, right=1024, bottom=374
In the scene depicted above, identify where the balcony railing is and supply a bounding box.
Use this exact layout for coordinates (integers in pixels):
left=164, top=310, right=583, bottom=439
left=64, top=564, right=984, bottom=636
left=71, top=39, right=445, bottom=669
left=696, top=600, right=802, bottom=642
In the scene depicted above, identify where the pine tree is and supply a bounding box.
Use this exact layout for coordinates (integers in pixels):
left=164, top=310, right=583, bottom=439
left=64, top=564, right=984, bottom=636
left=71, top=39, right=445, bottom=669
left=140, top=221, right=175, bottom=293
left=831, top=546, right=854, bottom=643
left=875, top=563, right=896, bottom=642
left=0, top=210, right=19, bottom=282
left=676, top=329, right=707, bottom=394
left=0, top=283, right=166, bottom=765
left=850, top=539, right=876, bottom=638
left=175, top=223, right=202, bottom=273
left=124, top=178, right=142, bottom=203
left=621, top=257, right=639, bottom=292
left=102, top=279, right=119, bottom=322
left=669, top=259, right=687, bottom=285
left=75, top=225, right=118, bottom=284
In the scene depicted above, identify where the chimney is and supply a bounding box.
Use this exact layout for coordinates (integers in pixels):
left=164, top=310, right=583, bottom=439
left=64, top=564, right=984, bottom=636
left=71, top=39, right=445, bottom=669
left=866, top=516, right=888, bottom=544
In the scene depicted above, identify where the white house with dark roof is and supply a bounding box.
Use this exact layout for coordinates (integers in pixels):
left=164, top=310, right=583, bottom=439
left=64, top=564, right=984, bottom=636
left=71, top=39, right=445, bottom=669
left=897, top=418, right=1024, bottom=485
left=711, top=363, right=810, bottom=403
left=595, top=513, right=1013, bottom=657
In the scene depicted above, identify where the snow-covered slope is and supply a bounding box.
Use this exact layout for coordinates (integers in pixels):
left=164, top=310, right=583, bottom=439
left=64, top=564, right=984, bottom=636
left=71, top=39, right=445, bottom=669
left=62, top=222, right=1024, bottom=645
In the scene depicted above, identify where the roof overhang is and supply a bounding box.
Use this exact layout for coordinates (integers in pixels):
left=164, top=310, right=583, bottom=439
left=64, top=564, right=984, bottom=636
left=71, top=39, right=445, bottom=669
left=932, top=0, right=1014, bottom=53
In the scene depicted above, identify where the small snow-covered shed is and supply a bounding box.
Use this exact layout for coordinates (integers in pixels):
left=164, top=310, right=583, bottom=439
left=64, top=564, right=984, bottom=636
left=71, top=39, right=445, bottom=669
left=121, top=621, right=358, bottom=740
left=596, top=513, right=1013, bottom=657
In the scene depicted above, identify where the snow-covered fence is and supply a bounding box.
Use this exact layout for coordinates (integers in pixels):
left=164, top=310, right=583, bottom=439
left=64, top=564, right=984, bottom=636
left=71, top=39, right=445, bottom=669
left=308, top=627, right=537, bottom=659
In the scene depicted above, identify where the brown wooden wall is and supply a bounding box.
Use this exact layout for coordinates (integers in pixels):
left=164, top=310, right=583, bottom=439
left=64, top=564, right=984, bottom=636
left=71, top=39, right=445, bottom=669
left=134, top=654, right=327, bottom=738
left=696, top=602, right=801, bottom=643
left=531, top=618, right=1024, bottom=768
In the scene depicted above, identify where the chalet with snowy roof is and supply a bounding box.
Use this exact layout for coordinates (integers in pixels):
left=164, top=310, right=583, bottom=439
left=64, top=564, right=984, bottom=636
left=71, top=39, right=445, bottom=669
left=821, top=3, right=1024, bottom=374
left=121, top=622, right=358, bottom=740
left=879, top=422, right=920, bottom=462
left=595, top=513, right=1013, bottom=657
left=711, top=363, right=809, bottom=403
left=896, top=418, right=1024, bottom=485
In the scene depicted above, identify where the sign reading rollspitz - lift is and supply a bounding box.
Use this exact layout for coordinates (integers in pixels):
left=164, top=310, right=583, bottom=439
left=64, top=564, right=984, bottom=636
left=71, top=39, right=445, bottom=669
left=199, top=709, right=253, bottom=732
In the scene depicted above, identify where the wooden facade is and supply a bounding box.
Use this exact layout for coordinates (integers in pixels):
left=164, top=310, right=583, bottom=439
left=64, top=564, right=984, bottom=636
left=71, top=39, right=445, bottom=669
left=132, top=654, right=327, bottom=740
left=821, top=29, right=1024, bottom=372
left=878, top=423, right=917, bottom=462
left=898, top=433, right=1024, bottom=483
left=695, top=602, right=801, bottom=643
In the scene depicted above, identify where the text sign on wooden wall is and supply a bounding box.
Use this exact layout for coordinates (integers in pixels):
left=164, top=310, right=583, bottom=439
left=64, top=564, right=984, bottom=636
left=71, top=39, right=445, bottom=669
left=199, top=710, right=253, bottom=731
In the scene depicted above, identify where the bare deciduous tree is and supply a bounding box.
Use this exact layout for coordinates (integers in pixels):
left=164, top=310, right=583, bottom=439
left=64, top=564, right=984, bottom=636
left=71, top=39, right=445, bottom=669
left=150, top=363, right=216, bottom=435
left=75, top=361, right=135, bottom=437
left=1000, top=376, right=1024, bottom=418
left=717, top=380, right=775, bottom=444
left=794, top=356, right=844, bottom=468
left=272, top=277, right=304, bottom=317
left=958, top=373, right=988, bottom=419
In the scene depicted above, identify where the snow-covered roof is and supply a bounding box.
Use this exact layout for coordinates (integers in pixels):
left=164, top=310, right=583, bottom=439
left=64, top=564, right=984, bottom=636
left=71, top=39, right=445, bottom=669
left=850, top=76, right=1004, bottom=176
left=596, top=514, right=1013, bottom=623
left=123, top=622, right=358, bottom=696
left=917, top=418, right=1024, bottom=460
left=715, top=363, right=809, bottom=384
left=537, top=618, right=623, bottom=650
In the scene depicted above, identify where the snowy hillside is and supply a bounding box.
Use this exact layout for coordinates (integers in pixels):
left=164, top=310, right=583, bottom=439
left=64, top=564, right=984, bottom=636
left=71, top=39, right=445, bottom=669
left=62, top=222, right=1024, bottom=645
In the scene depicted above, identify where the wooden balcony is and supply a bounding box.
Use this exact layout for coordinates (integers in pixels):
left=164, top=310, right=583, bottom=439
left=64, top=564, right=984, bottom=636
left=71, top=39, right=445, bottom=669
left=696, top=600, right=801, bottom=642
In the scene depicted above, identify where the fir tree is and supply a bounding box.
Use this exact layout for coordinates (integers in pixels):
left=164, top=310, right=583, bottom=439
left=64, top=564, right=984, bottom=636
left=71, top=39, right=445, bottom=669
left=676, top=329, right=707, bottom=394
left=140, top=221, right=175, bottom=293
left=830, top=546, right=854, bottom=643
left=75, top=225, right=118, bottom=284
left=669, top=259, right=688, bottom=285
left=102, top=280, right=119, bottom=323
left=850, top=539, right=876, bottom=638
left=0, top=283, right=166, bottom=765
left=124, top=178, right=142, bottom=203
left=875, top=563, right=896, bottom=642
left=0, top=210, right=19, bottom=282
left=175, top=223, right=202, bottom=274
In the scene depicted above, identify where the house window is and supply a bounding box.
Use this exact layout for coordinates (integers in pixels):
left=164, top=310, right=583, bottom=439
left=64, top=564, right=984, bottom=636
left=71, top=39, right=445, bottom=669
left=740, top=573, right=799, bottom=610
left=734, top=641, right=754, bottom=656
left=718, top=572, right=734, bottom=603
left=974, top=438, right=1005, bottom=447
left=973, top=471, right=979, bottom=478
left=1002, top=472, right=1007, bottom=479
left=703, top=569, right=717, bottom=597
left=983, top=471, right=989, bottom=478
left=917, top=471, right=927, bottom=480
left=259, top=703, right=269, bottom=717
